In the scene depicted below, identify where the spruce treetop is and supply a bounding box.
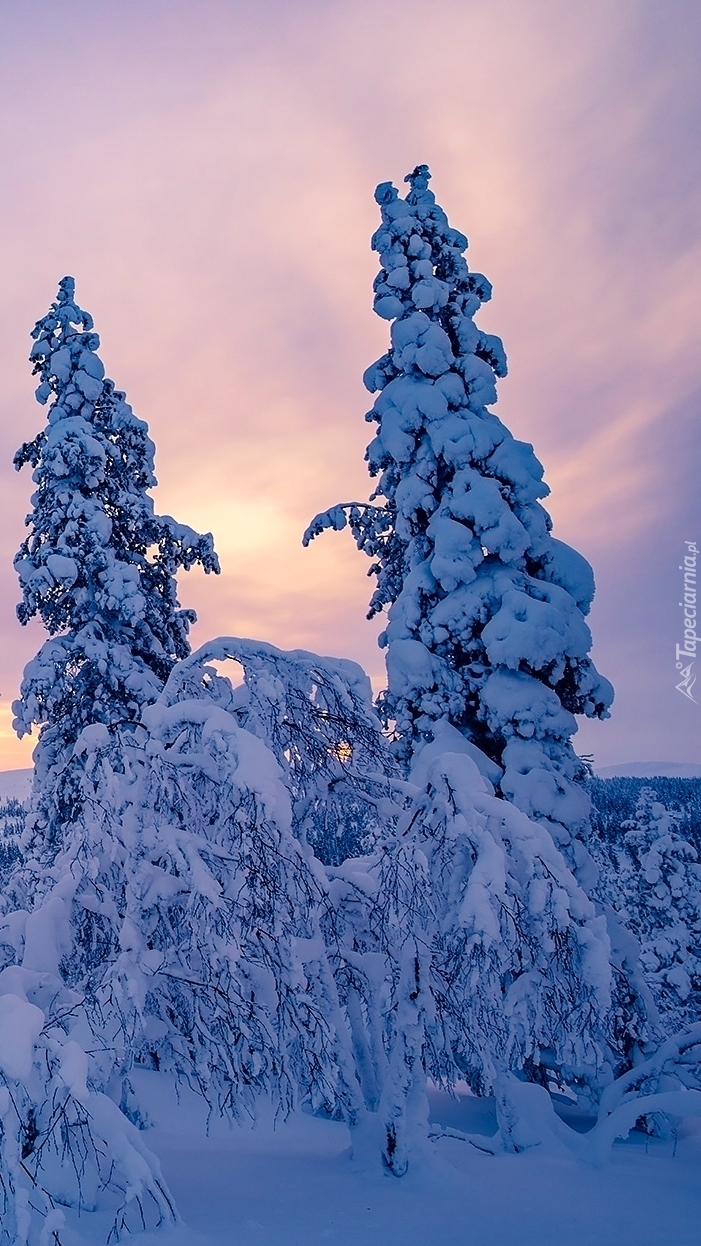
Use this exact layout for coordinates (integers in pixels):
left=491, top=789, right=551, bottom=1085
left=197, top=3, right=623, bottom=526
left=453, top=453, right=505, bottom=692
left=13, top=277, right=220, bottom=752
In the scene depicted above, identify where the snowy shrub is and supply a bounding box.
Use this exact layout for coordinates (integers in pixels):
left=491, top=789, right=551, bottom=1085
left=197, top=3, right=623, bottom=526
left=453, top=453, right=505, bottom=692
left=305, top=166, right=613, bottom=874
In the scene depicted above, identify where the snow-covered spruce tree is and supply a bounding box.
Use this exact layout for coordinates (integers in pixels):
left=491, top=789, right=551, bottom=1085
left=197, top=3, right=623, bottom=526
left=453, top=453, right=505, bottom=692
left=305, top=166, right=613, bottom=874
left=13, top=277, right=219, bottom=828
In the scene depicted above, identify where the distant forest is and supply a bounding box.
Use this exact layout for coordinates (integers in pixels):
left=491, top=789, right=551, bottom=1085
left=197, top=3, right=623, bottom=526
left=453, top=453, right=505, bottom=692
left=586, top=776, right=701, bottom=852
left=3, top=777, right=700, bottom=872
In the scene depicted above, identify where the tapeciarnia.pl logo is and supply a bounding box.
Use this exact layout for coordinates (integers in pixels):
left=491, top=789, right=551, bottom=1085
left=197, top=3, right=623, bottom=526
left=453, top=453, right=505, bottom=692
left=676, top=540, right=698, bottom=702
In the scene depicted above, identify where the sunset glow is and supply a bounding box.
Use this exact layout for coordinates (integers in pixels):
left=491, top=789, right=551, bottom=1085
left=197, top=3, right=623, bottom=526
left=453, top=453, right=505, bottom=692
left=0, top=0, right=699, bottom=769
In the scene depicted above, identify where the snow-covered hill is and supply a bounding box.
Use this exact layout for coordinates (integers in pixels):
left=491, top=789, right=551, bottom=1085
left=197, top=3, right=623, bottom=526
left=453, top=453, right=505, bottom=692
left=0, top=767, right=32, bottom=803
left=597, top=762, right=701, bottom=779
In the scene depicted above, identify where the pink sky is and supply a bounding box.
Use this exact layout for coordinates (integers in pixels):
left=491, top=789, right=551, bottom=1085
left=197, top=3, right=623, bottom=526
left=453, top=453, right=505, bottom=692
left=0, top=0, right=699, bottom=770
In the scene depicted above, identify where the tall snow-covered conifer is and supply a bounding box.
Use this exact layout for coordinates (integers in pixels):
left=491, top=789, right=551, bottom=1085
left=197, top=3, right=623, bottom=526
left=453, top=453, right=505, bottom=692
left=305, top=167, right=613, bottom=868
left=13, top=277, right=220, bottom=777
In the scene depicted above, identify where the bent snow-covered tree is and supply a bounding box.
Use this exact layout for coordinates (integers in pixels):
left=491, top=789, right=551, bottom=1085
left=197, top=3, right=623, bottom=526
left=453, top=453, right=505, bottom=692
left=0, top=641, right=391, bottom=1234
left=305, top=166, right=613, bottom=871
left=13, top=277, right=219, bottom=833
left=163, top=637, right=399, bottom=865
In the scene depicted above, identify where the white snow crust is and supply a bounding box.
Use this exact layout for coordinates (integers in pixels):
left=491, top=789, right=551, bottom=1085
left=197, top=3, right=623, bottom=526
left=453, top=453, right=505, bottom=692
left=43, top=1070, right=701, bottom=1246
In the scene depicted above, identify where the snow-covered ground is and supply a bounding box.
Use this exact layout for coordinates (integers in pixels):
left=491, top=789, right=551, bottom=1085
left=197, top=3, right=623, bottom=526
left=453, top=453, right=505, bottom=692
left=1, top=748, right=699, bottom=1246
left=49, top=1073, right=701, bottom=1246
